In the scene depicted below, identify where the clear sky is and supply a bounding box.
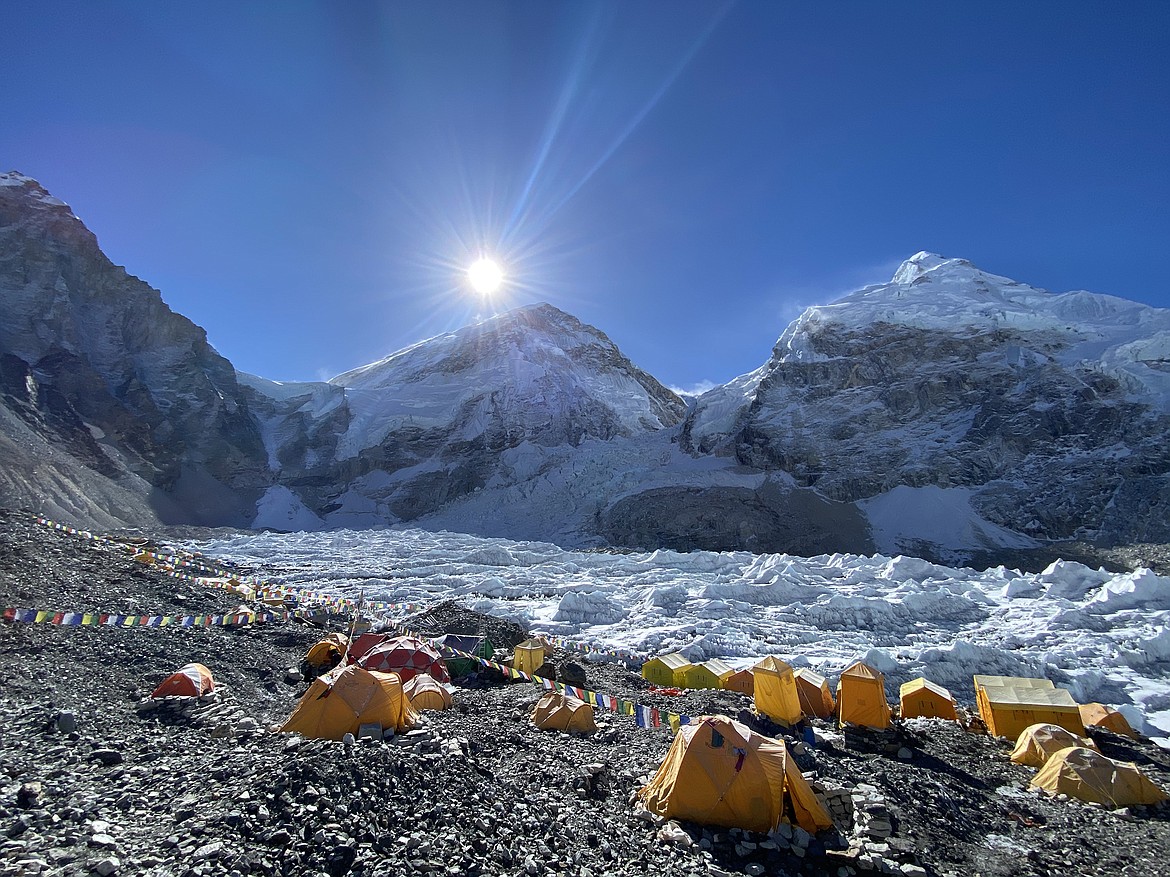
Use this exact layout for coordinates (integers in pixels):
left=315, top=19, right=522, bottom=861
left=3, top=2, right=1168, bottom=392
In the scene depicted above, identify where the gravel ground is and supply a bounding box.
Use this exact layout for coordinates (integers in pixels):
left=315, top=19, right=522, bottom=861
left=2, top=507, right=1168, bottom=877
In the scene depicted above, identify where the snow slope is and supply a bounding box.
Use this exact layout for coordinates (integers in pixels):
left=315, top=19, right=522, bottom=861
left=329, top=302, right=685, bottom=458
left=789, top=251, right=1170, bottom=402
left=187, top=527, right=1170, bottom=748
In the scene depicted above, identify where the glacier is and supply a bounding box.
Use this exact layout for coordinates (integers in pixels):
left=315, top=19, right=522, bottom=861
left=185, top=526, right=1170, bottom=748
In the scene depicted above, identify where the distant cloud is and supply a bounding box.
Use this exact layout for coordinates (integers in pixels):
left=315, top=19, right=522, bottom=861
left=668, top=380, right=718, bottom=399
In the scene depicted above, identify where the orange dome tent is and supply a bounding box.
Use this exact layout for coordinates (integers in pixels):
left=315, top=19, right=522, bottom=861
left=1079, top=703, right=1138, bottom=738
left=404, top=673, right=453, bottom=712
left=281, top=664, right=416, bottom=740
left=1011, top=723, right=1098, bottom=767
left=639, top=715, right=833, bottom=834
left=151, top=663, right=214, bottom=698
left=531, top=692, right=597, bottom=734
left=1030, top=747, right=1168, bottom=808
left=304, top=633, right=348, bottom=672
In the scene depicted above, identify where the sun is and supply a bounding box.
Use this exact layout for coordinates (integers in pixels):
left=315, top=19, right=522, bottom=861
left=467, top=257, right=504, bottom=295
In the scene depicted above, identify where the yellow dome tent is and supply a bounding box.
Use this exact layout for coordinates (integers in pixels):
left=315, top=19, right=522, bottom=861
left=837, top=661, right=891, bottom=730
left=793, top=668, right=835, bottom=719
left=638, top=715, right=833, bottom=834
left=403, top=672, right=453, bottom=712
left=641, top=653, right=692, bottom=687
left=303, top=633, right=348, bottom=672
left=513, top=639, right=547, bottom=675
left=682, top=658, right=737, bottom=690
left=1011, top=723, right=1097, bottom=767
left=281, top=664, right=417, bottom=740
left=724, top=668, right=755, bottom=696
left=1030, top=747, right=1168, bottom=808
left=752, top=657, right=804, bottom=727
left=531, top=692, right=597, bottom=734
left=899, top=677, right=957, bottom=721
left=1079, top=703, right=1138, bottom=738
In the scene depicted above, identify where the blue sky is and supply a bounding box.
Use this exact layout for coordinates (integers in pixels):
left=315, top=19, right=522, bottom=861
left=3, top=2, right=1168, bottom=391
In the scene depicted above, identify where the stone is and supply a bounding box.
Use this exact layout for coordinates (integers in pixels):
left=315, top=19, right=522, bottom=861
left=896, top=748, right=913, bottom=761
left=901, top=866, right=927, bottom=877
left=560, top=662, right=587, bottom=687
left=194, top=841, right=225, bottom=860
left=90, top=749, right=123, bottom=766
left=93, top=857, right=121, bottom=876
left=16, top=783, right=42, bottom=808
left=56, top=712, right=77, bottom=734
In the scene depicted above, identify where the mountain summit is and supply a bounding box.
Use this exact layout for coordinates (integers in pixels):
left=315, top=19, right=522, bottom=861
left=330, top=301, right=684, bottom=454
left=241, top=302, right=686, bottom=529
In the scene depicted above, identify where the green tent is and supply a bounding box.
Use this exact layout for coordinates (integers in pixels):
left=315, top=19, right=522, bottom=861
left=433, top=634, right=495, bottom=678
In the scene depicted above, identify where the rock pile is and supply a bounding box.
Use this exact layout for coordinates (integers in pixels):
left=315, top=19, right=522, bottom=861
left=1, top=508, right=1169, bottom=877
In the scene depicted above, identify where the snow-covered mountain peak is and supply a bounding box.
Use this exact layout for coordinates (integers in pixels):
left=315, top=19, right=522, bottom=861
left=324, top=301, right=685, bottom=461
left=890, top=251, right=975, bottom=284
left=772, top=254, right=1170, bottom=390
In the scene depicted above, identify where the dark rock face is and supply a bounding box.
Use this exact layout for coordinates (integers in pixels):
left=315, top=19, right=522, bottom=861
left=682, top=320, right=1170, bottom=546
left=597, top=483, right=874, bottom=556
left=0, top=173, right=269, bottom=525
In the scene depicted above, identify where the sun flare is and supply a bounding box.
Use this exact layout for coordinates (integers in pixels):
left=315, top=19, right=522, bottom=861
left=468, top=257, right=504, bottom=295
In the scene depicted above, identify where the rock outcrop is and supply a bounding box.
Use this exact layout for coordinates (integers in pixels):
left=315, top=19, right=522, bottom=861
left=0, top=172, right=268, bottom=526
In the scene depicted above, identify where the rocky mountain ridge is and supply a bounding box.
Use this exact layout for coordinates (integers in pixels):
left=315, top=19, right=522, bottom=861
left=680, top=252, right=1170, bottom=551
left=2, top=172, right=1168, bottom=563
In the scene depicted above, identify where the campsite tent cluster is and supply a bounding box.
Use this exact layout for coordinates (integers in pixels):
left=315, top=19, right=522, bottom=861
left=641, top=655, right=1145, bottom=740
left=638, top=654, right=1167, bottom=809
left=283, top=632, right=562, bottom=741
left=146, top=636, right=1164, bottom=839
